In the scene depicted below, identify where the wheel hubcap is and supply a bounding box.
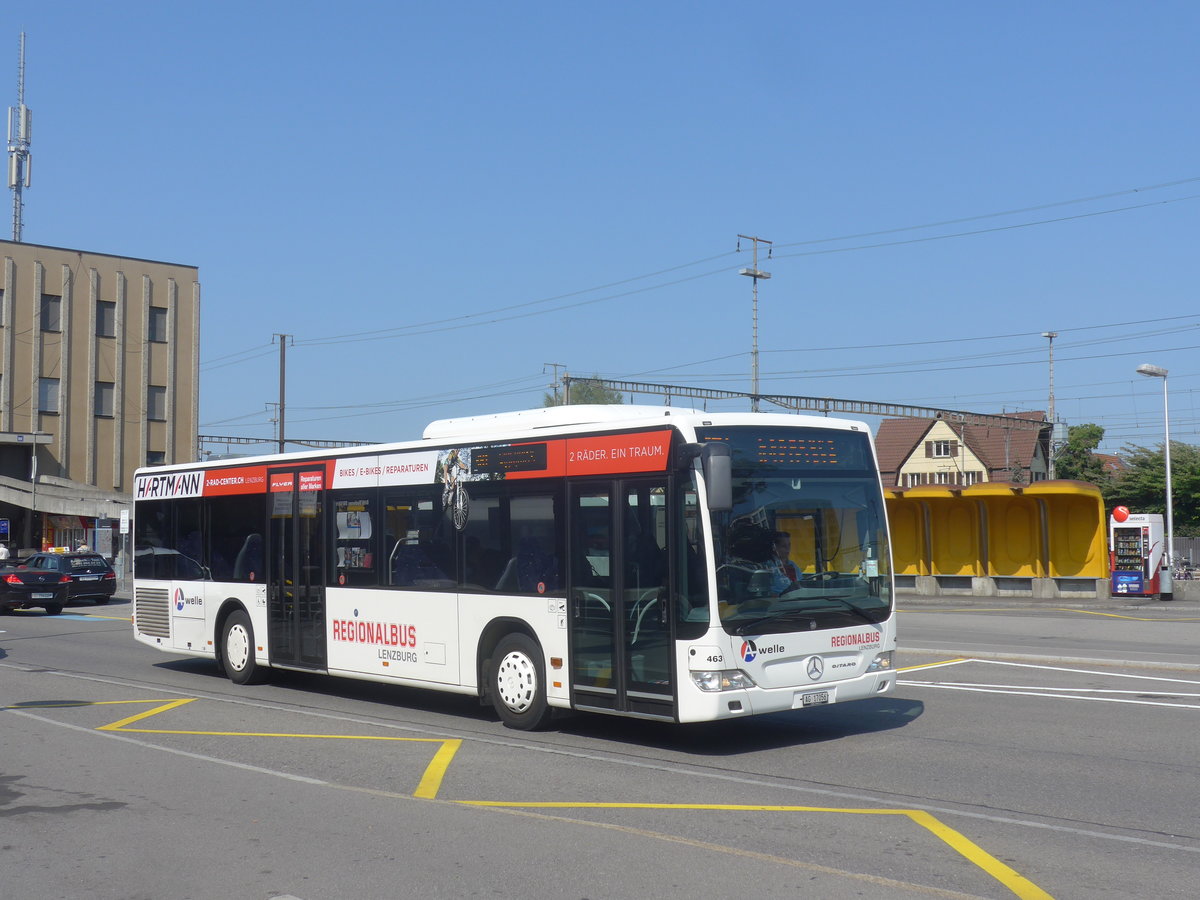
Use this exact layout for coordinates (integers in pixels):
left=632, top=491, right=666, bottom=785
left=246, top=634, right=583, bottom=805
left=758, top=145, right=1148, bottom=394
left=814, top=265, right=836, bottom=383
left=226, top=624, right=250, bottom=671
left=495, top=650, right=536, bottom=713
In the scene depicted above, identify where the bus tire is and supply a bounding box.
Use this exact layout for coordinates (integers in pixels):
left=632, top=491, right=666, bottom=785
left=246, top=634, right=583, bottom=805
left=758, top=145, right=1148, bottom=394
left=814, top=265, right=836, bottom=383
left=221, top=609, right=266, bottom=685
left=488, top=633, right=552, bottom=730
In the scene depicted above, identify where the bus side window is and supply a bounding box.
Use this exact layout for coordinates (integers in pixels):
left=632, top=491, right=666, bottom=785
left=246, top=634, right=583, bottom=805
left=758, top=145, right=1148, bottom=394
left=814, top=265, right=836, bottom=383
left=383, top=490, right=457, bottom=590
left=208, top=494, right=268, bottom=583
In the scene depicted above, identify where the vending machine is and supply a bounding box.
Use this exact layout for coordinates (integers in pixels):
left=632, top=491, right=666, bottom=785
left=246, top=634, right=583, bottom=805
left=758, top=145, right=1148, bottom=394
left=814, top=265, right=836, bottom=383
left=1109, top=508, right=1165, bottom=596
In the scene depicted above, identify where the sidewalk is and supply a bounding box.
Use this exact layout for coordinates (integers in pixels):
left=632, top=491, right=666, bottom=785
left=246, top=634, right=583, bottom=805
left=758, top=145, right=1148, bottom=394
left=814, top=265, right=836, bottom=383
left=896, top=590, right=1200, bottom=614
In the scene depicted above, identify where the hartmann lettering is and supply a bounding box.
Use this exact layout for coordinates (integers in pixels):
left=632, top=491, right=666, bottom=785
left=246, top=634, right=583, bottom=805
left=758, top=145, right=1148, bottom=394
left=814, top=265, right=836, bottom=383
left=135, top=471, right=204, bottom=499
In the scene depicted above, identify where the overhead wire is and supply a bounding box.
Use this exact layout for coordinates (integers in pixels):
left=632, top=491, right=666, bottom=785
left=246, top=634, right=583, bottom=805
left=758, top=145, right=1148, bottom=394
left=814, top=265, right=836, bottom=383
left=195, top=176, right=1200, bottom=441
left=202, top=177, right=1200, bottom=362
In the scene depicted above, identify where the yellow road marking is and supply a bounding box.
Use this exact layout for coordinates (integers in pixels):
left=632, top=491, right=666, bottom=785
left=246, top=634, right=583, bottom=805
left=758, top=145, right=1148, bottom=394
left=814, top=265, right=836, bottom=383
left=5, top=699, right=169, bottom=709
left=1054, top=608, right=1200, bottom=621
left=97, top=698, right=197, bottom=729
left=900, top=606, right=1199, bottom=622
left=907, top=809, right=1054, bottom=900
left=463, top=801, right=1053, bottom=899
left=18, top=696, right=1053, bottom=897
left=414, top=738, right=462, bottom=799
left=899, top=658, right=970, bottom=672
left=464, top=804, right=988, bottom=899
left=15, top=697, right=462, bottom=801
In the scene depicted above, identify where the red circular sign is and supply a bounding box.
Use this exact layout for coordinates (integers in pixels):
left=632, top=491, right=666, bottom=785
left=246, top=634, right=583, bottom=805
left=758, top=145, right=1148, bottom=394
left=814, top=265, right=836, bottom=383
left=1112, top=506, right=1130, bottom=522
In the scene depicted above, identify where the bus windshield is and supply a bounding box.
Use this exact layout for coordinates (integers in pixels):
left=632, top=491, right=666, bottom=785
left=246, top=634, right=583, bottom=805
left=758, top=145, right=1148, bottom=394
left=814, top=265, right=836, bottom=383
left=696, top=426, right=892, bottom=635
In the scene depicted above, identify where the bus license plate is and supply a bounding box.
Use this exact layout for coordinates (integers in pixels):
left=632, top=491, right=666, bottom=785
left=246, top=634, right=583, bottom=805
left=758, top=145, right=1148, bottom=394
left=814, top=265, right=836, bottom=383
left=799, top=690, right=831, bottom=708
left=33, top=592, right=54, bottom=599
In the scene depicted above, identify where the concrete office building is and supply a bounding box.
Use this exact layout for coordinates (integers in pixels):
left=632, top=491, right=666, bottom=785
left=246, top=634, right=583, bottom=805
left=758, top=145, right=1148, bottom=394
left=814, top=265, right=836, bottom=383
left=0, top=239, right=199, bottom=555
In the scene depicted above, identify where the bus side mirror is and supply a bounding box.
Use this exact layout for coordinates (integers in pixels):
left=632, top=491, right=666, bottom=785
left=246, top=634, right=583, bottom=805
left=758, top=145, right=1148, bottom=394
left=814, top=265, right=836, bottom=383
left=679, top=442, right=732, bottom=511
left=702, top=444, right=732, bottom=512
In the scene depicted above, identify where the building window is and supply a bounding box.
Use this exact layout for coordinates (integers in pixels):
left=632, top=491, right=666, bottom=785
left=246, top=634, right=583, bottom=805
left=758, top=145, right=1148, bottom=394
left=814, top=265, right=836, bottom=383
left=147, top=385, right=167, bottom=421
left=97, top=301, right=117, bottom=338
left=95, top=382, right=115, bottom=417
left=38, top=377, right=60, bottom=413
left=903, top=472, right=924, bottom=488
left=963, top=471, right=981, bottom=486
left=930, top=440, right=953, bottom=458
left=41, top=294, right=62, bottom=332
left=146, top=451, right=166, bottom=466
left=148, top=306, right=168, bottom=342
left=0, top=287, right=5, bottom=325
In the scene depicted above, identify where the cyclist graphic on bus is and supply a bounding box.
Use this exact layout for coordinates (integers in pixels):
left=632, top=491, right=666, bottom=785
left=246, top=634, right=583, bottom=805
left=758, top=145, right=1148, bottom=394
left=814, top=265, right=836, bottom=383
left=438, top=448, right=471, bottom=530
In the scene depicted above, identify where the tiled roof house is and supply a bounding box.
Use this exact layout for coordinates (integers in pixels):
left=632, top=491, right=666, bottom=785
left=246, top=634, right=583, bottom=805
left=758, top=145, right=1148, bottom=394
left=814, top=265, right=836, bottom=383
left=875, top=411, right=1050, bottom=488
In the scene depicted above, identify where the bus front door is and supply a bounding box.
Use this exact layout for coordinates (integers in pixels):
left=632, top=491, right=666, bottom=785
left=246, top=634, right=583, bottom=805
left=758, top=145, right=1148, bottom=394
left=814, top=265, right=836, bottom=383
left=569, top=478, right=673, bottom=720
left=266, top=467, right=327, bottom=670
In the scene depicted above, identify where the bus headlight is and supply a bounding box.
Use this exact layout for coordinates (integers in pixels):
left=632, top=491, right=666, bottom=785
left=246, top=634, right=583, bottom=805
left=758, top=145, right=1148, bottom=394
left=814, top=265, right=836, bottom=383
left=690, top=670, right=756, bottom=692
left=867, top=651, right=893, bottom=672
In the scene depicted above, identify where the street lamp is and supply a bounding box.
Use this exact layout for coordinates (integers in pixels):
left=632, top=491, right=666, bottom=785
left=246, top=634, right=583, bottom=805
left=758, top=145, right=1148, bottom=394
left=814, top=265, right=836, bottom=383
left=1136, top=363, right=1174, bottom=600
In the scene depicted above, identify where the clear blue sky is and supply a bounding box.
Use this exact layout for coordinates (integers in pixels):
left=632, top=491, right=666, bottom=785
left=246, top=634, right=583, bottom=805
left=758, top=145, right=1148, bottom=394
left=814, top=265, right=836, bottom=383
left=9, top=2, right=1199, bottom=455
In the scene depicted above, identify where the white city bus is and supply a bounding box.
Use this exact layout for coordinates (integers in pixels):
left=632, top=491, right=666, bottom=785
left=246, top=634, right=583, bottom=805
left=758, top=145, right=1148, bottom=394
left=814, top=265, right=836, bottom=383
left=132, top=405, right=896, bottom=729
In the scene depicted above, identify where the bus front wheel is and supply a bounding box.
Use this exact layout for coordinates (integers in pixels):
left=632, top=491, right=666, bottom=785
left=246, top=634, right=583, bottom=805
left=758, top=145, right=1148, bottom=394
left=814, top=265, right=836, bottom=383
left=489, top=633, right=552, bottom=730
left=221, top=609, right=266, bottom=685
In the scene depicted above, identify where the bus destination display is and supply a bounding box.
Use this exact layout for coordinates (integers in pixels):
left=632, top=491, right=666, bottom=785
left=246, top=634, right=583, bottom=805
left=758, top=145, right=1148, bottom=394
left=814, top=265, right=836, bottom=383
left=471, top=443, right=549, bottom=476
left=696, top=427, right=870, bottom=471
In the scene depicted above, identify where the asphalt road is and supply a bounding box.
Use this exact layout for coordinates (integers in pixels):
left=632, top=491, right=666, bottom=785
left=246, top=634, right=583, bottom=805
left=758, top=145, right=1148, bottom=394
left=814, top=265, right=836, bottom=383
left=2, top=595, right=1197, bottom=900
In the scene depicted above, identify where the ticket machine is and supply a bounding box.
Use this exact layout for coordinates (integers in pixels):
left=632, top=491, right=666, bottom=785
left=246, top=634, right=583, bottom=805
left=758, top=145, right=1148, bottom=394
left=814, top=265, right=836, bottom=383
left=1109, top=508, right=1165, bottom=596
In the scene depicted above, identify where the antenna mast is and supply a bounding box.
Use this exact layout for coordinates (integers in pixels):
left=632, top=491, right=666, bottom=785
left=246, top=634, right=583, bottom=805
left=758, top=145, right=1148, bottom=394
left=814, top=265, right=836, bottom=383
left=7, top=32, right=31, bottom=242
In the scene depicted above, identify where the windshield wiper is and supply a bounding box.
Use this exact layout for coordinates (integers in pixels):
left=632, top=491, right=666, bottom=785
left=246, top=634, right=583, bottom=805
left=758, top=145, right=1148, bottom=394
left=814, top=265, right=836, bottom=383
left=732, top=609, right=814, bottom=635
left=733, top=598, right=882, bottom=634
left=809, top=596, right=883, bottom=625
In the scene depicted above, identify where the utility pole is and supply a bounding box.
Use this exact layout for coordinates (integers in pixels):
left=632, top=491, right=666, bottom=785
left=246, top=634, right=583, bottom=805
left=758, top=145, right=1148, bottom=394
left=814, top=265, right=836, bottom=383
left=274, top=334, right=292, bottom=452
left=7, top=33, right=32, bottom=241
left=266, top=402, right=280, bottom=447
left=737, top=234, right=771, bottom=412
left=543, top=362, right=566, bottom=405
left=1042, top=331, right=1057, bottom=479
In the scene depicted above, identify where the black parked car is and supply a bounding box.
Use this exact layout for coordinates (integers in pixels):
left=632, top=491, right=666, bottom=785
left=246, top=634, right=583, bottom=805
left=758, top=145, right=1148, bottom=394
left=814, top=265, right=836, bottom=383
left=22, top=552, right=118, bottom=606
left=0, top=562, right=71, bottom=615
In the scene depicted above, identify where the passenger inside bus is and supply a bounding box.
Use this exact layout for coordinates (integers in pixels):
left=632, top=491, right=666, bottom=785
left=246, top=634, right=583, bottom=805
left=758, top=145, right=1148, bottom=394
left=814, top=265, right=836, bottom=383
left=768, top=531, right=802, bottom=594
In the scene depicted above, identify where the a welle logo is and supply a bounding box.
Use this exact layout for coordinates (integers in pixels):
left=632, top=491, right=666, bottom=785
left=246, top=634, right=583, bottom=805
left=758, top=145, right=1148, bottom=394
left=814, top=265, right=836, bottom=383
left=740, top=639, right=785, bottom=662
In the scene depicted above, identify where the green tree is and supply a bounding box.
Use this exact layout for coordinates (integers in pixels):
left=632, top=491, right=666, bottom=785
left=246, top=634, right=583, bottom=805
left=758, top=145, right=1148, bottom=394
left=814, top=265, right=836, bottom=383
left=543, top=376, right=623, bottom=407
left=1054, top=423, right=1111, bottom=487
left=1108, top=441, right=1200, bottom=537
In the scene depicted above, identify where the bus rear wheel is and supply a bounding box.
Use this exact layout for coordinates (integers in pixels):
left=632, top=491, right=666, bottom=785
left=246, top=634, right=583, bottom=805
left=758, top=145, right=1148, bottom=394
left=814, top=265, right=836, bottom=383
left=221, top=609, right=266, bottom=685
left=489, top=633, right=552, bottom=730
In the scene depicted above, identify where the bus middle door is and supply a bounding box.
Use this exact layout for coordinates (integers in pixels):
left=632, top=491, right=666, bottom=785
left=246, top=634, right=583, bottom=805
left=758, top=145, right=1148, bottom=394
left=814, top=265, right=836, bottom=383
left=266, top=467, right=327, bottom=670
left=569, top=477, right=673, bottom=720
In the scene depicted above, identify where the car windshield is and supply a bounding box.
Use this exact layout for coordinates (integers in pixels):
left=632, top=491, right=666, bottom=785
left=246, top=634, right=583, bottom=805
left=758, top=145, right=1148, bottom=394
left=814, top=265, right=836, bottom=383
left=697, top=426, right=892, bottom=634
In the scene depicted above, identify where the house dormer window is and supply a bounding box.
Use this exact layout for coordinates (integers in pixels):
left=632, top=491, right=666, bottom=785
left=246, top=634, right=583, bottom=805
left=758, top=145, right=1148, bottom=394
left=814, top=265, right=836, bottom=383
left=926, top=439, right=958, bottom=458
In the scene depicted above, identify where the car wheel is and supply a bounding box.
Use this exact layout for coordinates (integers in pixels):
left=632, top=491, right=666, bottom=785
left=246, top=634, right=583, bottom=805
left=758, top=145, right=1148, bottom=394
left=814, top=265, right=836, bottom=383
left=93, top=597, right=110, bottom=605
left=488, top=633, right=553, bottom=730
left=221, top=609, right=266, bottom=685
left=44, top=603, right=63, bottom=616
